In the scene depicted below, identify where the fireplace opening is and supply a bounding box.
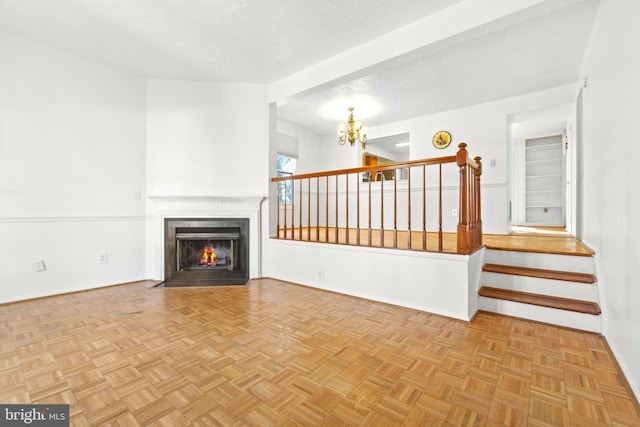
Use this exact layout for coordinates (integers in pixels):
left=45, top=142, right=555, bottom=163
left=176, top=228, right=239, bottom=271
left=164, top=218, right=249, bottom=286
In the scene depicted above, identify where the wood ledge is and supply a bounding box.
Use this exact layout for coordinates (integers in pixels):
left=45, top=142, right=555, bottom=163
left=478, top=286, right=601, bottom=315
left=483, top=263, right=596, bottom=284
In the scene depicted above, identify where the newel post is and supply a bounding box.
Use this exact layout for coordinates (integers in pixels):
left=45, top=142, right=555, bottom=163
left=473, top=156, right=483, bottom=249
left=456, top=143, right=471, bottom=254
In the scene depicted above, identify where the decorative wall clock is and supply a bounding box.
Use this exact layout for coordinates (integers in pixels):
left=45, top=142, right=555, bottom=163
left=432, top=130, right=452, bottom=149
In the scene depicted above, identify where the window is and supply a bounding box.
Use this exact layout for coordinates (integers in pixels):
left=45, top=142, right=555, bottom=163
left=276, top=154, right=296, bottom=204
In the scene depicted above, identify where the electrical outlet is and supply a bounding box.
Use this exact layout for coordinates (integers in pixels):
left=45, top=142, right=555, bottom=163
left=132, top=190, right=141, bottom=201
left=452, top=208, right=458, bottom=217
left=34, top=260, right=46, bottom=272
left=98, top=253, right=108, bottom=264
left=318, top=270, right=324, bottom=281
left=490, top=159, right=496, bottom=167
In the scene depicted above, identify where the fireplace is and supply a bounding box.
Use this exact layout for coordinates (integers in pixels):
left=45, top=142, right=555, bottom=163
left=164, top=218, right=249, bottom=286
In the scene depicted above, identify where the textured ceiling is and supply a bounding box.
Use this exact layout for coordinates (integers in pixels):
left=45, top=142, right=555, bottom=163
left=0, top=0, right=462, bottom=82
left=278, top=0, right=600, bottom=135
left=0, top=0, right=599, bottom=139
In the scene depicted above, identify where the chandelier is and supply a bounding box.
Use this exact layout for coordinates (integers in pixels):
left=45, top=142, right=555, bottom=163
left=338, top=107, right=368, bottom=147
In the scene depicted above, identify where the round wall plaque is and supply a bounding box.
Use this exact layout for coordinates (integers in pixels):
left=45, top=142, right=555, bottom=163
left=432, top=131, right=452, bottom=149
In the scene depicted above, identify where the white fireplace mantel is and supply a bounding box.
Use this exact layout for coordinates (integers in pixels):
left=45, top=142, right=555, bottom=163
left=149, top=195, right=264, bottom=208
left=147, top=196, right=266, bottom=281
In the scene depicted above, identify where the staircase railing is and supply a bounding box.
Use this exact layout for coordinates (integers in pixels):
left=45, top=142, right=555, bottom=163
left=271, top=143, right=482, bottom=254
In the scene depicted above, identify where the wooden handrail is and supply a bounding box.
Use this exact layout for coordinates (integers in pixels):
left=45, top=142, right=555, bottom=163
left=271, top=143, right=482, bottom=255
left=271, top=155, right=458, bottom=182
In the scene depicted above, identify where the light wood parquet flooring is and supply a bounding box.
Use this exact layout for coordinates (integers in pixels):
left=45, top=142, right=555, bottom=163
left=1, top=279, right=638, bottom=426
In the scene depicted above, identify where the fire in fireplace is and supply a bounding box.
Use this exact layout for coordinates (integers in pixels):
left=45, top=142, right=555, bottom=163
left=198, top=244, right=219, bottom=267
left=164, top=218, right=249, bottom=286
left=177, top=230, right=238, bottom=270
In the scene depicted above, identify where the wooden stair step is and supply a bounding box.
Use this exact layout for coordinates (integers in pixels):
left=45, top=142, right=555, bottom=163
left=483, top=263, right=596, bottom=284
left=478, top=286, right=601, bottom=315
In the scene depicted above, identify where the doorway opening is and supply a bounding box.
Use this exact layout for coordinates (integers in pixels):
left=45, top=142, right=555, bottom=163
left=523, top=135, right=565, bottom=227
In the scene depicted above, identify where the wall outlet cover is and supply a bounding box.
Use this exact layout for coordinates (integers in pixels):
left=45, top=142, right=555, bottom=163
left=34, top=260, right=46, bottom=272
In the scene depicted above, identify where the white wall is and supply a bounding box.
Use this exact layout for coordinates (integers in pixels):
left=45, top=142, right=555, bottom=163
left=283, top=86, right=575, bottom=234
left=265, top=239, right=484, bottom=321
left=145, top=80, right=269, bottom=279
left=0, top=31, right=147, bottom=303
left=579, top=0, right=640, bottom=399
left=146, top=80, right=269, bottom=197
left=277, top=120, right=324, bottom=174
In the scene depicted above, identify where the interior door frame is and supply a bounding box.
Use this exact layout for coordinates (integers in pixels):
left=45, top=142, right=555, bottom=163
left=513, top=132, right=568, bottom=227
left=574, top=89, right=584, bottom=239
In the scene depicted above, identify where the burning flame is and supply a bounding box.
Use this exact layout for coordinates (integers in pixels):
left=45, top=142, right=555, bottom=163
left=199, top=245, right=217, bottom=266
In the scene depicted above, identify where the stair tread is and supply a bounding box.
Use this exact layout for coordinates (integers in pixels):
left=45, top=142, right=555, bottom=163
left=483, top=263, right=596, bottom=283
left=478, top=286, right=601, bottom=315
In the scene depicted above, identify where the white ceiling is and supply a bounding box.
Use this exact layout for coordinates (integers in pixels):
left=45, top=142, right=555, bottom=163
left=0, top=0, right=599, bottom=137
left=278, top=0, right=600, bottom=135
left=0, top=0, right=462, bottom=82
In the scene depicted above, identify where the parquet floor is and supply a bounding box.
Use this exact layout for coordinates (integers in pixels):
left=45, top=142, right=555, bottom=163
left=1, top=279, right=639, bottom=426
